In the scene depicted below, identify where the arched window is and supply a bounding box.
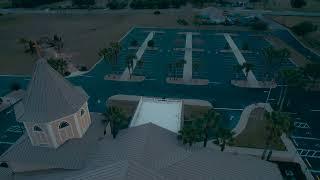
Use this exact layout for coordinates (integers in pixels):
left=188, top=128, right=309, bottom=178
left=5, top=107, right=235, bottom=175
left=80, top=109, right=85, bottom=116
left=33, top=126, right=42, bottom=132
left=59, top=121, right=70, bottom=129
left=0, top=162, right=8, bottom=168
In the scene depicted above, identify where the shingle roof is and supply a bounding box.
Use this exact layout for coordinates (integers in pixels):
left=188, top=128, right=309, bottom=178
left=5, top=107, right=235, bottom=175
left=5, top=120, right=283, bottom=180
left=18, top=58, right=89, bottom=123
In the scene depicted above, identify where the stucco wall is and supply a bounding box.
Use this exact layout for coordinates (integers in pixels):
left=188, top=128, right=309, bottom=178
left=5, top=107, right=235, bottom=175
left=24, top=122, right=51, bottom=147
left=50, top=114, right=79, bottom=146
left=74, top=102, right=91, bottom=137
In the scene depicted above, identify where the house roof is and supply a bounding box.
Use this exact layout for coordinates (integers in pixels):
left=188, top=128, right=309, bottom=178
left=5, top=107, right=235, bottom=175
left=0, top=113, right=104, bottom=171
left=18, top=58, right=89, bottom=123
left=2, top=116, right=283, bottom=180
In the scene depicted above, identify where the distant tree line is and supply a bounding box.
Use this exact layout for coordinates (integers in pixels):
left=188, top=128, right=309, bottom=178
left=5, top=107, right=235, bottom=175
left=130, top=0, right=187, bottom=9
left=11, top=0, right=64, bottom=8
left=72, top=0, right=95, bottom=7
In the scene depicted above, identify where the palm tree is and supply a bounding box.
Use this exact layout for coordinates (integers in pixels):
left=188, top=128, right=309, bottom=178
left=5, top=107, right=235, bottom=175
left=126, top=54, right=136, bottom=79
left=175, top=59, right=186, bottom=79
left=194, top=109, right=220, bottom=147
left=215, top=127, right=234, bottom=151
left=263, top=47, right=290, bottom=81
left=236, top=63, right=254, bottom=78
left=98, top=42, right=122, bottom=73
left=47, top=58, right=67, bottom=76
left=192, top=61, right=200, bottom=78
left=18, top=38, right=28, bottom=50
left=303, top=63, right=320, bottom=87
left=262, top=111, right=292, bottom=160
left=136, top=59, right=144, bottom=76
left=178, top=124, right=199, bottom=147
left=147, top=40, right=155, bottom=48
left=279, top=69, right=306, bottom=111
left=102, top=106, right=127, bottom=138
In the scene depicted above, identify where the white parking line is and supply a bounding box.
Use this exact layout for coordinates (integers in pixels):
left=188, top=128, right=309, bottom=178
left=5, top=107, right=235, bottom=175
left=215, top=108, right=244, bottom=111
left=305, top=158, right=312, bottom=168
left=0, top=141, right=15, bottom=145
left=311, top=110, right=320, bottom=112
left=292, top=136, right=320, bottom=141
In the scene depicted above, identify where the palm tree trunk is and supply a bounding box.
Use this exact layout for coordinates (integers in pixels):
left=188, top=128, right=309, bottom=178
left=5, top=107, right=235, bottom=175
left=266, top=149, right=273, bottom=161
left=203, top=132, right=208, bottom=147
left=280, top=86, right=288, bottom=111
left=220, top=142, right=225, bottom=151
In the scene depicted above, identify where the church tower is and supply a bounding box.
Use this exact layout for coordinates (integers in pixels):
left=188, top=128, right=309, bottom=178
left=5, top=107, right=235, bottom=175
left=18, top=58, right=91, bottom=148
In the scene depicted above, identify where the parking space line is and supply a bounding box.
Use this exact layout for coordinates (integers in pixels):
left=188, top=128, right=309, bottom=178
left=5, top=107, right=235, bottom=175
left=292, top=136, right=320, bottom=141
left=0, top=141, right=15, bottom=145
left=311, top=110, right=320, bottom=112
left=214, top=108, right=244, bottom=111
left=305, top=158, right=312, bottom=168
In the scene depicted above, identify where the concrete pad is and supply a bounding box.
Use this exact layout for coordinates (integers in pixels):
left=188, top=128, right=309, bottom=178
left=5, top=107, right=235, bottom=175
left=183, top=32, right=193, bottom=82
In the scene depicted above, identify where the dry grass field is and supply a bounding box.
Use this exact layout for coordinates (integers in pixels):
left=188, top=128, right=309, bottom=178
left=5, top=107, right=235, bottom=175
left=0, top=10, right=195, bottom=75
left=270, top=16, right=320, bottom=55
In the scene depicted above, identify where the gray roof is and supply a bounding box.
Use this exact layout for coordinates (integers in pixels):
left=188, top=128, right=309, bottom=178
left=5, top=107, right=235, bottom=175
left=2, top=116, right=283, bottom=180
left=0, top=167, right=12, bottom=180
left=18, top=58, right=89, bottom=123
left=0, top=113, right=104, bottom=170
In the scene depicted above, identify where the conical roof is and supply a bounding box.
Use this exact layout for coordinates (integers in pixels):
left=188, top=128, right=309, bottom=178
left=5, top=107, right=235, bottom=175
left=18, top=58, right=89, bottom=123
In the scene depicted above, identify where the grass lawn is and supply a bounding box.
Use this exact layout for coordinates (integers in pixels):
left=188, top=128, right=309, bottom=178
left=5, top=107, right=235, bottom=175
left=233, top=107, right=286, bottom=151
left=270, top=16, right=320, bottom=55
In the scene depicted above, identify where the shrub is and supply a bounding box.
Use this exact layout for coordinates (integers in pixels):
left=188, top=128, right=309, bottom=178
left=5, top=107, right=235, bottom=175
left=147, top=40, right=155, bottom=47
left=79, top=65, right=88, bottom=71
left=64, top=71, right=71, bottom=76
left=154, top=10, right=161, bottom=15
left=242, top=42, right=249, bottom=50
left=291, top=21, right=317, bottom=36
left=290, top=0, right=306, bottom=8
left=177, top=19, right=189, bottom=26
left=107, top=0, right=127, bottom=9
left=224, top=43, right=230, bottom=50
left=130, top=39, right=138, bottom=46
left=251, top=19, right=268, bottom=30
left=10, top=83, right=21, bottom=91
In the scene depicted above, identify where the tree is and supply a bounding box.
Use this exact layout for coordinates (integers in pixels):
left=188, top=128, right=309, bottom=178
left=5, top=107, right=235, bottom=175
left=215, top=127, right=234, bottom=151
left=48, top=58, right=67, bottom=76
left=99, top=42, right=122, bottom=73
left=103, top=106, right=127, bottom=138
left=178, top=124, right=199, bottom=147
left=242, top=42, right=249, bottom=50
left=147, top=40, right=155, bottom=48
left=290, top=0, right=306, bottom=8
left=292, top=21, right=317, bottom=36
left=251, top=19, right=268, bottom=31
left=236, top=63, right=254, bottom=78
left=136, top=59, right=144, bottom=76
left=192, top=61, right=200, bottom=78
left=303, top=63, right=320, bottom=87
left=18, top=38, right=28, bottom=50
left=279, top=69, right=306, bottom=110
left=130, top=39, right=138, bottom=47
left=262, top=111, right=292, bottom=160
left=263, top=47, right=290, bottom=80
left=72, top=0, right=95, bottom=7
left=194, top=109, right=220, bottom=147
left=126, top=54, right=136, bottom=79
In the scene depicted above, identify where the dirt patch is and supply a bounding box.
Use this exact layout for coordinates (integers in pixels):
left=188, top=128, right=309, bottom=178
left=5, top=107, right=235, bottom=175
left=183, top=104, right=210, bottom=122
left=233, top=107, right=286, bottom=151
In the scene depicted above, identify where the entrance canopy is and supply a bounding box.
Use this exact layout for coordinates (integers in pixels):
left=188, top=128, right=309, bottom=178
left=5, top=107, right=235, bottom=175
left=130, top=97, right=183, bottom=133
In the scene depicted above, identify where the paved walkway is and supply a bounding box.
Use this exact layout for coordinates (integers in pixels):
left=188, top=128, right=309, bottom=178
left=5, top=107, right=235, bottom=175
left=183, top=32, right=193, bottom=82
left=120, top=31, right=154, bottom=81
left=224, top=33, right=259, bottom=88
